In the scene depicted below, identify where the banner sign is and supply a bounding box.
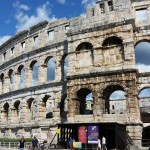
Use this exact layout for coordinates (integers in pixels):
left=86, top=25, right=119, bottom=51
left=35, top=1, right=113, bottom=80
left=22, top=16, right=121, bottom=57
left=87, top=126, right=99, bottom=143
left=78, top=126, right=87, bottom=143
left=73, top=142, right=82, bottom=148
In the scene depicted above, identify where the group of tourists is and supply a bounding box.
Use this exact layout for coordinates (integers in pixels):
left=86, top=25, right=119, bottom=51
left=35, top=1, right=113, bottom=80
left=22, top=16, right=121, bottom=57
left=18, top=135, right=39, bottom=150
left=97, top=136, right=107, bottom=150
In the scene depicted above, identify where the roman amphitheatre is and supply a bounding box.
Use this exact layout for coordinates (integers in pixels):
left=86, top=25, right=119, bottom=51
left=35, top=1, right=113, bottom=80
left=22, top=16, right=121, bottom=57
left=0, top=0, right=149, bottom=149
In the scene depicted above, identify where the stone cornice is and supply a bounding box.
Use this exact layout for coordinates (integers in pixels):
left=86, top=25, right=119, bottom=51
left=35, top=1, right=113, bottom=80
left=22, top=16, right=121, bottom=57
left=0, top=81, right=63, bottom=100
left=67, top=69, right=138, bottom=80
left=0, top=40, right=68, bottom=71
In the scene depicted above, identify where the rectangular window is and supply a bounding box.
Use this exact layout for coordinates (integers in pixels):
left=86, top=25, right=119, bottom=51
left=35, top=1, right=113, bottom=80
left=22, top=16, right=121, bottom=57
left=48, top=30, right=54, bottom=41
left=100, top=3, right=105, bottom=14
left=11, top=47, right=14, bottom=55
left=112, top=105, right=115, bottom=109
left=34, top=36, right=39, bottom=45
left=108, top=1, right=113, bottom=11
left=21, top=41, right=26, bottom=50
left=136, top=8, right=148, bottom=22
left=65, top=25, right=70, bottom=33
left=3, top=52, right=6, bottom=60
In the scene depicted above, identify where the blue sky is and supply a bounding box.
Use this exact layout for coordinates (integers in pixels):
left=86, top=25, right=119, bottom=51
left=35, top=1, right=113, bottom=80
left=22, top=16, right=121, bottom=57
left=0, top=0, right=98, bottom=45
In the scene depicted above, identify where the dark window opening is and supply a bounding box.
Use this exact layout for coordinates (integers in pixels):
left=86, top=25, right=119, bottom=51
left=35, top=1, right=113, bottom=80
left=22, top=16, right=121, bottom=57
left=76, top=42, right=93, bottom=51
left=11, top=47, right=14, bottom=55
left=3, top=52, right=6, bottom=60
left=100, top=3, right=105, bottom=14
left=108, top=1, right=113, bottom=11
left=102, top=36, right=123, bottom=47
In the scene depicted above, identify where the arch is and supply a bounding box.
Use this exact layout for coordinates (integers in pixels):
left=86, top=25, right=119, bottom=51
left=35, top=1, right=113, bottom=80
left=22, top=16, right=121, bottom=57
left=27, top=98, right=34, bottom=120
left=134, top=39, right=150, bottom=47
left=8, top=69, right=14, bottom=90
left=61, top=54, right=68, bottom=81
left=0, top=73, right=5, bottom=90
left=46, top=57, right=56, bottom=81
left=30, top=60, right=38, bottom=85
left=135, top=40, right=150, bottom=73
left=3, top=102, right=9, bottom=122
left=102, top=84, right=126, bottom=114
left=18, top=65, right=25, bottom=88
left=75, top=88, right=94, bottom=115
left=13, top=100, right=21, bottom=121
left=102, top=36, right=123, bottom=47
left=76, top=42, right=93, bottom=51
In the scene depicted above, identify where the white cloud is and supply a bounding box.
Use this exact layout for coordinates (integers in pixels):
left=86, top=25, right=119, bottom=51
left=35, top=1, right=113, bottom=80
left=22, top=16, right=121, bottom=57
left=13, top=1, right=30, bottom=11
left=56, top=0, right=66, bottom=5
left=14, top=1, right=57, bottom=32
left=82, top=0, right=99, bottom=7
left=0, top=36, right=11, bottom=45
left=110, top=91, right=126, bottom=100
left=137, top=64, right=150, bottom=73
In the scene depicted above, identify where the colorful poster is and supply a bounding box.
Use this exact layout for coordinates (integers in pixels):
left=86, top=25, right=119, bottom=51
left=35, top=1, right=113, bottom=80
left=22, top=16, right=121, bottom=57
left=87, top=126, right=99, bottom=143
left=73, top=142, right=82, bottom=148
left=78, top=126, right=87, bottom=143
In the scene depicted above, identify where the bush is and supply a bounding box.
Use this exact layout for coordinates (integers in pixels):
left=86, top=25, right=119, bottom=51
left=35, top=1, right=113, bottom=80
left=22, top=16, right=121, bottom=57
left=0, top=138, right=32, bottom=142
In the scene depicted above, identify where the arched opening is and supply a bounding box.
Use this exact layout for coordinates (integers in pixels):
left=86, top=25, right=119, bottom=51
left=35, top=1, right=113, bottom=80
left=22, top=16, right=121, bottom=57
left=103, top=85, right=125, bottom=114
left=45, top=57, right=56, bottom=81
left=3, top=102, right=9, bottom=122
left=0, top=73, right=5, bottom=91
left=42, top=95, right=53, bottom=119
left=102, top=36, right=124, bottom=60
left=27, top=98, right=34, bottom=121
left=102, top=36, right=123, bottom=47
left=13, top=101, right=20, bottom=121
left=76, top=88, right=93, bottom=115
left=76, top=42, right=93, bottom=67
left=30, top=61, right=38, bottom=85
left=135, top=41, right=150, bottom=73
left=61, top=55, right=68, bottom=81
left=8, top=69, right=14, bottom=90
left=138, top=88, right=150, bottom=123
left=109, top=90, right=126, bottom=114
left=18, top=65, right=25, bottom=88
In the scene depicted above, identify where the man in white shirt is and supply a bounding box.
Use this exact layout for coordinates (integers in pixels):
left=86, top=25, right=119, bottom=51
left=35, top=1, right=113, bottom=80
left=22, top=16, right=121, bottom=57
left=102, top=136, right=107, bottom=150
left=97, top=138, right=101, bottom=150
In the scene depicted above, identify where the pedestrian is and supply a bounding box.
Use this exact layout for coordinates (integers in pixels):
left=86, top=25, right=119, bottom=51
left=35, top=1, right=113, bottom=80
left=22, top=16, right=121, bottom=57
left=69, top=137, right=73, bottom=150
left=18, top=136, right=26, bottom=150
left=47, top=129, right=52, bottom=143
left=32, top=136, right=39, bottom=150
left=97, top=138, right=101, bottom=150
left=102, top=136, right=107, bottom=150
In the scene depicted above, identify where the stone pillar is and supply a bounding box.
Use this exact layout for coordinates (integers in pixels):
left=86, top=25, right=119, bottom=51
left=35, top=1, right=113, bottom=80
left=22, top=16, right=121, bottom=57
left=94, top=3, right=101, bottom=16
left=86, top=7, right=93, bottom=18
left=19, top=101, right=27, bottom=124
left=25, top=63, right=32, bottom=87
left=39, top=62, right=47, bottom=84
left=126, top=124, right=143, bottom=148
left=4, top=75, right=10, bottom=93
left=13, top=72, right=20, bottom=90
left=56, top=53, right=62, bottom=81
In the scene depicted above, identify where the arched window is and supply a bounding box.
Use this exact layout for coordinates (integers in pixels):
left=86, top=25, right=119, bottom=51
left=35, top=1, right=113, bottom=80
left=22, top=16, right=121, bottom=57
left=14, top=101, right=20, bottom=121
left=76, top=42, right=93, bottom=67
left=18, top=65, right=25, bottom=88
left=62, top=55, right=68, bottom=81
left=102, top=36, right=123, bottom=47
left=9, top=69, right=14, bottom=90
left=3, top=102, right=9, bottom=122
left=27, top=98, right=34, bottom=120
left=135, top=41, right=150, bottom=73
left=76, top=88, right=93, bottom=115
left=1, top=73, right=5, bottom=90
left=138, top=88, right=150, bottom=123
left=46, top=57, right=56, bottom=81
left=103, top=85, right=126, bottom=114
left=30, top=61, right=38, bottom=85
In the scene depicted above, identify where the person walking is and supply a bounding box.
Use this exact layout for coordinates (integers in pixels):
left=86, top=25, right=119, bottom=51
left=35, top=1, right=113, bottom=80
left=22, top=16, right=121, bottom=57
left=97, top=138, right=101, bottom=150
left=18, top=136, right=26, bottom=150
left=102, top=136, right=107, bottom=150
left=32, top=136, right=39, bottom=150
left=69, top=137, right=73, bottom=150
